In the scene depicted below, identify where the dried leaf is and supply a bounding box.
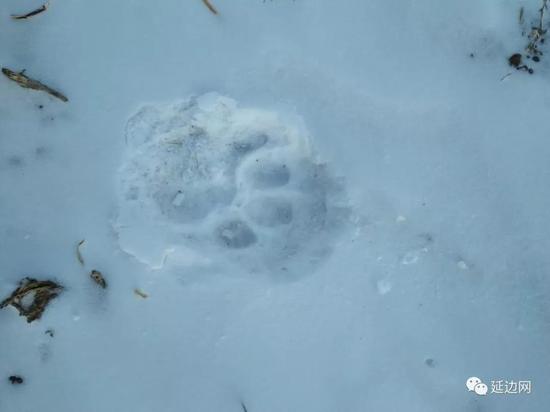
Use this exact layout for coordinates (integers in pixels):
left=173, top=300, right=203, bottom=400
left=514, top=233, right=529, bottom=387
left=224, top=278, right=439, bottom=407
left=0, top=278, right=63, bottom=323
left=90, top=270, right=107, bottom=289
left=2, top=68, right=68, bottom=102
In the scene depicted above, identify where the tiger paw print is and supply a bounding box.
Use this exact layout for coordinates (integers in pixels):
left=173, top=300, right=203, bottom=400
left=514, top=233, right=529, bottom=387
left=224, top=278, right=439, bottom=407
left=116, top=93, right=351, bottom=277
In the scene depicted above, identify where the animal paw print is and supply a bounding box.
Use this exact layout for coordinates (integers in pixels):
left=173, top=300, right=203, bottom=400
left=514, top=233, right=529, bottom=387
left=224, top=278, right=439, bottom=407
left=116, top=93, right=350, bottom=275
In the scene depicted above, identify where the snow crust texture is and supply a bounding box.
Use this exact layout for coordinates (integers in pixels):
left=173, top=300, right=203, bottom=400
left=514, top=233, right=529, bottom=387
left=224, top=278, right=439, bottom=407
left=116, top=93, right=349, bottom=274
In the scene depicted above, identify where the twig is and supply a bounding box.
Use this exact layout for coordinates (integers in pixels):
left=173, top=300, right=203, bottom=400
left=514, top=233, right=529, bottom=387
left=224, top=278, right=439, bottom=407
left=2, top=68, right=68, bottom=102
left=519, top=7, right=525, bottom=25
left=134, top=288, right=148, bottom=298
left=500, top=72, right=513, bottom=81
left=513, top=0, right=550, bottom=73
left=202, top=0, right=218, bottom=15
left=76, top=239, right=85, bottom=266
left=539, top=0, right=549, bottom=32
left=11, top=2, right=49, bottom=20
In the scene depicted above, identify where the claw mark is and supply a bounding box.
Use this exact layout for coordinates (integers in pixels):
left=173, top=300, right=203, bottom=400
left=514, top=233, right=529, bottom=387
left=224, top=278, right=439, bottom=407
left=202, top=0, right=218, bottom=15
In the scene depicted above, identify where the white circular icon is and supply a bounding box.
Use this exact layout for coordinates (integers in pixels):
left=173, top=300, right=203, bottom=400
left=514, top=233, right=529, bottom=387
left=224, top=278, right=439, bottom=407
left=466, top=377, right=482, bottom=391
left=474, top=382, right=488, bottom=396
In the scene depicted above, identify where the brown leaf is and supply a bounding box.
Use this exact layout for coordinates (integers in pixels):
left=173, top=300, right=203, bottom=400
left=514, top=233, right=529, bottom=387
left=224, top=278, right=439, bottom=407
left=90, top=270, right=107, bottom=289
left=0, top=278, right=63, bottom=323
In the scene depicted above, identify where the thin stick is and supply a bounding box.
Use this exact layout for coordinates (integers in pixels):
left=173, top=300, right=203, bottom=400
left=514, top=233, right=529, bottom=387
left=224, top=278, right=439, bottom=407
left=2, top=68, right=68, bottom=102
left=11, top=2, right=49, bottom=20
left=202, top=0, right=218, bottom=15
left=76, top=239, right=85, bottom=266
left=134, top=289, right=148, bottom=299
left=519, top=7, right=524, bottom=25
left=525, top=0, right=549, bottom=56
left=500, top=72, right=512, bottom=81
left=539, top=0, right=549, bottom=31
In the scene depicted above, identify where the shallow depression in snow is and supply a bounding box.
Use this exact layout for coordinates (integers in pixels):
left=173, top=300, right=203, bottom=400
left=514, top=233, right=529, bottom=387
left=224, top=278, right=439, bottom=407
left=115, top=93, right=350, bottom=275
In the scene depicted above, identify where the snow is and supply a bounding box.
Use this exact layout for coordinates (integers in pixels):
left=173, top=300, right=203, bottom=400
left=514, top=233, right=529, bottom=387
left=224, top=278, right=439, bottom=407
left=1, top=0, right=549, bottom=411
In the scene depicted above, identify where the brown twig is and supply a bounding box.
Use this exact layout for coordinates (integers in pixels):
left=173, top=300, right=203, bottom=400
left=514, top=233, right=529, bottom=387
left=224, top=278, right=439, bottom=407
left=202, top=0, right=218, bottom=15
left=526, top=0, right=549, bottom=55
left=539, top=0, right=549, bottom=31
left=2, top=68, right=68, bottom=102
left=11, top=2, right=49, bottom=20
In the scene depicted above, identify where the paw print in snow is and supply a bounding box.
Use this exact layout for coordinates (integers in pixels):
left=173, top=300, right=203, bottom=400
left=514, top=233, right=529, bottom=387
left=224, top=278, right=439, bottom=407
left=115, top=93, right=350, bottom=276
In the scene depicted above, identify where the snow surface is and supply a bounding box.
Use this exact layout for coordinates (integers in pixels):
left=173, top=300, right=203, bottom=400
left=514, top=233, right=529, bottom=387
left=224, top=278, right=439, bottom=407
left=1, top=0, right=549, bottom=411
